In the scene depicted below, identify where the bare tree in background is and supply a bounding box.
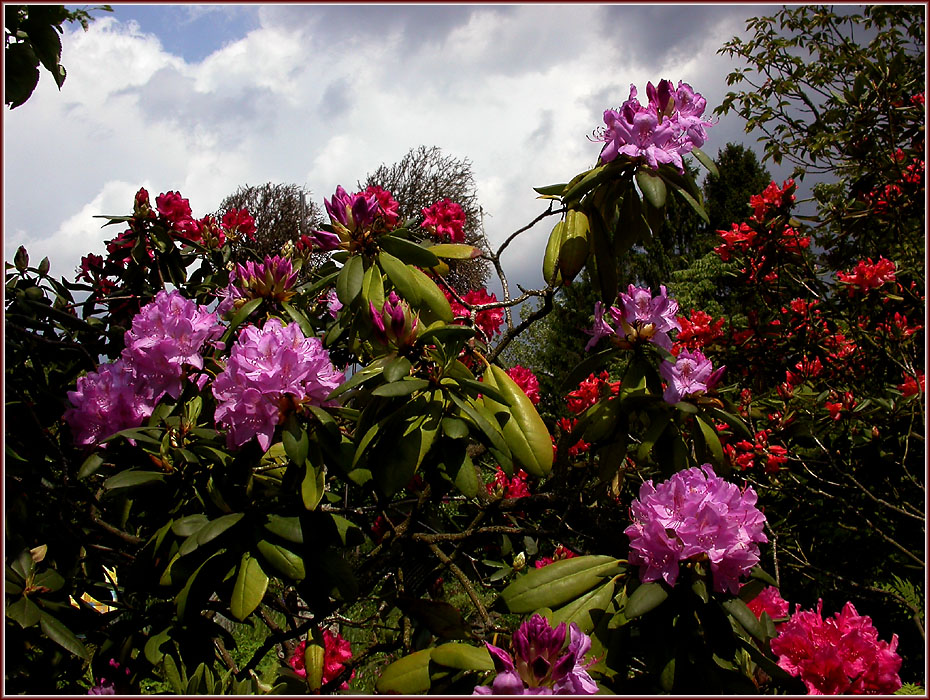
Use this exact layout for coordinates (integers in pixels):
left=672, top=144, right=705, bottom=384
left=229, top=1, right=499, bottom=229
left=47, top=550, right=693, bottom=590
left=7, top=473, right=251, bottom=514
left=215, top=182, right=325, bottom=265
left=360, top=146, right=490, bottom=292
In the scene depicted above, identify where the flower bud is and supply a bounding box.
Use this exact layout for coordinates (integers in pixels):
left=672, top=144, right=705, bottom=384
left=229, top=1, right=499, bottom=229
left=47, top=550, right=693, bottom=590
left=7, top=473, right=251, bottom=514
left=370, top=292, right=419, bottom=348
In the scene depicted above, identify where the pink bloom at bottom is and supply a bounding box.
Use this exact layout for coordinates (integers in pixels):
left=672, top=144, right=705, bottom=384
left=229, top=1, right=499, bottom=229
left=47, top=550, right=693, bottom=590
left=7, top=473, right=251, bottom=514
left=769, top=600, right=902, bottom=695
left=289, top=630, right=355, bottom=689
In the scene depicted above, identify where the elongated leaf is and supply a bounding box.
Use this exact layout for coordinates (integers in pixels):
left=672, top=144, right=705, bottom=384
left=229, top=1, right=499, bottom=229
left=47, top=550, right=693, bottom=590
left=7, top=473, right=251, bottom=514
left=264, top=515, right=303, bottom=544
left=77, top=453, right=105, bottom=479
left=326, top=355, right=389, bottom=400
left=380, top=235, right=441, bottom=267
left=362, top=260, right=385, bottom=311
left=220, top=297, right=263, bottom=345
left=408, top=266, right=453, bottom=322
left=256, top=540, right=305, bottom=580
left=383, top=355, right=412, bottom=382
left=6, top=596, right=41, bottom=628
left=283, top=426, right=309, bottom=467
left=425, top=243, right=482, bottom=260
left=371, top=377, right=430, bottom=397
left=723, top=597, right=767, bottom=642
left=501, top=555, right=622, bottom=613
left=38, top=610, right=89, bottom=659
left=624, top=581, right=669, bottom=618
left=431, top=643, right=493, bottom=671
left=103, top=470, right=165, bottom=490
left=281, top=301, right=314, bottom=337
left=375, top=649, right=432, bottom=694
left=335, top=254, right=364, bottom=305
left=378, top=250, right=420, bottom=304
left=533, top=183, right=568, bottom=196
left=449, top=393, right=512, bottom=474
left=691, top=146, right=719, bottom=177
left=696, top=415, right=724, bottom=467
left=162, top=654, right=185, bottom=694
left=635, top=169, right=667, bottom=209
left=549, top=576, right=619, bottom=634
left=301, top=461, right=325, bottom=510
left=230, top=553, right=268, bottom=621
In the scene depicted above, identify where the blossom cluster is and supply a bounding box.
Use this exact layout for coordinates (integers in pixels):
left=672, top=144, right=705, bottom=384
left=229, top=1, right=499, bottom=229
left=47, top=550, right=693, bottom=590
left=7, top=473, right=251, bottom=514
left=217, top=255, right=298, bottom=315
left=444, top=287, right=505, bottom=338
left=769, top=600, right=902, bottom=694
left=624, top=465, right=767, bottom=593
left=421, top=198, right=466, bottom=242
left=585, top=285, right=681, bottom=351
left=673, top=309, right=725, bottom=352
left=721, top=427, right=789, bottom=473
left=505, top=365, right=541, bottom=405
left=65, top=291, right=223, bottom=446
left=288, top=630, right=355, bottom=689
left=565, top=371, right=620, bottom=415
left=487, top=467, right=531, bottom=499
left=594, top=79, right=713, bottom=172
left=836, top=257, right=897, bottom=295
left=474, top=614, right=597, bottom=695
left=659, top=348, right=725, bottom=404
left=212, top=318, right=344, bottom=451
left=534, top=545, right=578, bottom=569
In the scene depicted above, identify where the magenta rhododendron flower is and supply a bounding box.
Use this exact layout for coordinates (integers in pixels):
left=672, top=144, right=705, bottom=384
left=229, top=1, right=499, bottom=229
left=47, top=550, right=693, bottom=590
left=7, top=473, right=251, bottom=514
left=212, top=318, right=344, bottom=451
left=593, top=80, right=713, bottom=172
left=64, top=359, right=154, bottom=447
left=506, top=365, right=541, bottom=405
left=585, top=285, right=681, bottom=351
left=660, top=348, right=725, bottom=404
left=770, top=600, right=902, bottom=694
left=745, top=585, right=789, bottom=622
left=487, top=467, right=531, bottom=499
left=474, top=614, right=598, bottom=695
left=535, top=545, right=578, bottom=569
left=155, top=190, right=200, bottom=240
left=362, top=185, right=401, bottom=228
left=421, top=198, right=466, bottom=242
left=289, top=630, right=355, bottom=689
left=308, top=186, right=382, bottom=251
left=445, top=288, right=505, bottom=338
left=122, top=290, right=223, bottom=404
left=624, top=465, right=767, bottom=593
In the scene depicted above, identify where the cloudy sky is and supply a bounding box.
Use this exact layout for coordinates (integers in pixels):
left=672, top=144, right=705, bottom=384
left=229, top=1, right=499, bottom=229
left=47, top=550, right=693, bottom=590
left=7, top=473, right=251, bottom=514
left=4, top=3, right=794, bottom=295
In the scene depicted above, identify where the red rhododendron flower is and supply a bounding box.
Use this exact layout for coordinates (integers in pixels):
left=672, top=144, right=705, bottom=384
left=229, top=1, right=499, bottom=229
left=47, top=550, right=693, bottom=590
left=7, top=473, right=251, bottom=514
left=534, top=545, right=578, bottom=568
left=363, top=185, right=401, bottom=228
left=487, top=467, right=531, bottom=499
left=220, top=207, right=257, bottom=240
left=422, top=198, right=466, bottom=242
left=836, top=257, right=896, bottom=294
left=746, top=585, right=789, bottom=622
left=565, top=371, right=620, bottom=415
left=749, top=179, right=796, bottom=222
left=444, top=287, right=504, bottom=337
left=770, top=600, right=902, bottom=694
left=674, top=309, right=725, bottom=351
left=506, top=365, right=541, bottom=405
left=898, top=371, right=925, bottom=397
left=289, top=630, right=355, bottom=689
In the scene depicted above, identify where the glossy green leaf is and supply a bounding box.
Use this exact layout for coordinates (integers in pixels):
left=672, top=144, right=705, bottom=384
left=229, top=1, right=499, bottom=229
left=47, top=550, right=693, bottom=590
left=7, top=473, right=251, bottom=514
left=230, top=553, right=268, bottom=621
left=326, top=355, right=389, bottom=400
left=501, top=555, right=623, bottom=613
left=378, top=250, right=420, bottom=304
left=220, top=297, right=263, bottom=345
left=179, top=513, right=244, bottom=557
left=533, top=183, right=568, bottom=196
left=171, top=514, right=208, bottom=537
left=691, top=147, right=719, bottom=177
left=375, top=649, right=432, bottom=694
left=380, top=234, right=441, bottom=267
left=624, top=581, right=669, bottom=618
left=256, top=540, right=305, bottom=581
left=431, top=642, right=493, bottom=671
left=453, top=451, right=479, bottom=499
left=283, top=426, right=309, bottom=467
left=442, top=416, right=469, bottom=439
left=162, top=654, right=185, bottom=694
left=6, top=596, right=41, bottom=628
left=371, top=377, right=430, bottom=397
left=103, top=470, right=165, bottom=490
left=362, top=260, right=385, bottom=311
left=281, top=301, right=314, bottom=337
left=38, top=610, right=89, bottom=659
left=264, top=515, right=303, bottom=544
left=408, top=266, right=454, bottom=323
left=425, top=243, right=482, bottom=260
left=77, top=453, right=105, bottom=479
left=301, top=461, right=325, bottom=511
left=449, top=393, right=513, bottom=474
left=335, top=254, right=364, bottom=305
left=548, top=576, right=619, bottom=634
left=724, top=597, right=767, bottom=643
left=416, top=323, right=476, bottom=347
left=635, top=169, right=667, bottom=209
left=696, top=415, right=725, bottom=467
left=383, top=355, right=412, bottom=383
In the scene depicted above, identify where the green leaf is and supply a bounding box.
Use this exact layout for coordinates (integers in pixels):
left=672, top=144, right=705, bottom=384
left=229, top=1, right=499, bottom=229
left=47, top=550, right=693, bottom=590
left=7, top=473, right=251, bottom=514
left=378, top=250, right=420, bottom=304
left=301, top=461, right=325, bottom=511
left=723, top=597, right=767, bottom=642
left=371, top=377, right=430, bottom=397
left=696, top=416, right=725, bottom=467
left=103, top=470, right=165, bottom=490
left=220, top=297, right=263, bottom=346
left=533, top=183, right=568, bottom=196
left=263, top=515, right=303, bottom=544
left=6, top=596, right=41, bottom=628
left=230, top=553, right=268, bottom=621
left=416, top=323, right=475, bottom=347
left=256, top=540, right=305, bottom=581
left=362, top=259, right=385, bottom=311
left=379, top=235, right=441, bottom=267
left=77, top=453, right=105, bottom=479
left=549, top=577, right=619, bottom=634
left=501, top=555, right=623, bottom=613
left=624, top=581, right=669, bottom=618
left=335, top=254, right=364, bottom=306
left=281, top=301, right=314, bottom=337
left=282, top=426, right=309, bottom=467
left=162, top=654, right=186, bottom=694
left=38, top=610, right=89, bottom=659
left=449, top=393, right=512, bottom=474
left=383, top=355, right=412, bottom=382
left=408, top=266, right=454, bottom=323
left=442, top=417, right=469, bottom=439
left=326, top=355, right=389, bottom=400
left=452, top=451, right=480, bottom=499
left=691, top=147, right=719, bottom=177
left=179, top=513, right=244, bottom=556
left=635, top=169, right=667, bottom=209
left=4, top=43, right=40, bottom=109
left=375, top=649, right=432, bottom=694
left=425, top=243, right=483, bottom=260
left=431, top=643, right=493, bottom=671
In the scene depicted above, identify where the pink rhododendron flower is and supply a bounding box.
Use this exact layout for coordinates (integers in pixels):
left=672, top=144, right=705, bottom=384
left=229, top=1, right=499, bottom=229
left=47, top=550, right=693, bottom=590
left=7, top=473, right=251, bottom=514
left=445, top=288, right=505, bottom=337
left=487, top=467, right=531, bottom=499
left=745, top=585, right=789, bottom=622
left=220, top=207, right=257, bottom=240
left=64, top=359, right=154, bottom=447
left=155, top=190, right=200, bottom=240
left=289, top=630, right=355, bottom=689
left=212, top=318, right=344, bottom=451
left=474, top=614, right=598, bottom=695
left=660, top=348, right=725, bottom=404
left=362, top=185, right=401, bottom=228
left=421, top=198, right=466, bottom=242
left=307, top=186, right=382, bottom=251
left=122, top=290, right=223, bottom=404
left=534, top=545, right=578, bottom=569
left=506, top=365, right=541, bottom=405
left=624, top=465, right=767, bottom=593
left=770, top=600, right=902, bottom=694
left=586, top=285, right=681, bottom=351
left=218, top=256, right=298, bottom=315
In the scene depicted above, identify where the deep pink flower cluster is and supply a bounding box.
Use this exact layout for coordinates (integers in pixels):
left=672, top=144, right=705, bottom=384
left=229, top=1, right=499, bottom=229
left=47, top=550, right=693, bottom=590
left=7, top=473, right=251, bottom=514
left=624, top=465, right=767, bottom=593
left=505, top=365, right=541, bottom=405
left=212, top=318, right=344, bottom=451
left=534, top=545, right=578, bottom=569
left=155, top=191, right=201, bottom=241
left=288, top=630, right=355, bottom=689
left=836, top=257, right=897, bottom=294
left=594, top=80, right=713, bottom=172
left=421, top=198, right=466, bottom=242
left=660, top=348, right=725, bottom=404
left=362, top=185, right=401, bottom=228
left=65, top=291, right=222, bottom=446
left=487, top=467, right=531, bottom=499
left=474, top=614, right=598, bottom=695
left=585, top=285, right=681, bottom=351
left=770, top=600, right=902, bottom=694
left=745, top=585, right=789, bottom=622
left=444, top=287, right=505, bottom=338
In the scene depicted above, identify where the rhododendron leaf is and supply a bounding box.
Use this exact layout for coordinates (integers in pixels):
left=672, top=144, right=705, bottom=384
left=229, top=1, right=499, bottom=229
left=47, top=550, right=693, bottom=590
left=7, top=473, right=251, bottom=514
left=383, top=355, right=412, bottom=383
left=425, top=243, right=482, bottom=260
left=449, top=393, right=513, bottom=475
left=219, top=297, right=263, bottom=346
left=281, top=301, right=314, bottom=338
left=416, top=323, right=475, bottom=348
left=371, top=377, right=430, bottom=397
left=533, top=183, right=568, bottom=196
left=658, top=168, right=709, bottom=224
left=635, top=415, right=672, bottom=463
left=690, top=146, right=719, bottom=177
left=230, top=553, right=268, bottom=621
left=624, top=581, right=669, bottom=619
left=38, top=610, right=88, bottom=660
left=454, top=376, right=507, bottom=405
left=378, top=250, right=420, bottom=305
left=749, top=566, right=778, bottom=587
left=362, top=261, right=385, bottom=312
left=431, top=642, right=494, bottom=670
left=301, top=461, right=325, bottom=511
left=7, top=596, right=41, bottom=628
left=441, top=417, right=469, bottom=440
left=452, top=450, right=479, bottom=499
left=103, top=470, right=166, bottom=491
left=408, top=266, right=454, bottom=323
left=255, top=540, right=305, bottom=581
left=326, top=356, right=389, bottom=400
left=696, top=416, right=725, bottom=468
left=77, top=452, right=104, bottom=479
left=162, top=654, right=185, bottom=694
left=587, top=210, right=618, bottom=301
left=375, top=649, right=432, bottom=694
left=304, top=634, right=325, bottom=691
left=178, top=513, right=244, bottom=557
left=635, top=169, right=667, bottom=210
left=399, top=596, right=471, bottom=639
left=335, top=254, right=365, bottom=306
left=283, top=426, right=309, bottom=468
left=548, top=576, right=619, bottom=634
left=502, top=555, right=623, bottom=613
left=379, top=235, right=441, bottom=268
left=263, top=515, right=302, bottom=544
left=329, top=514, right=363, bottom=547
left=700, top=406, right=752, bottom=439
left=543, top=220, right=567, bottom=286
left=723, top=598, right=766, bottom=642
